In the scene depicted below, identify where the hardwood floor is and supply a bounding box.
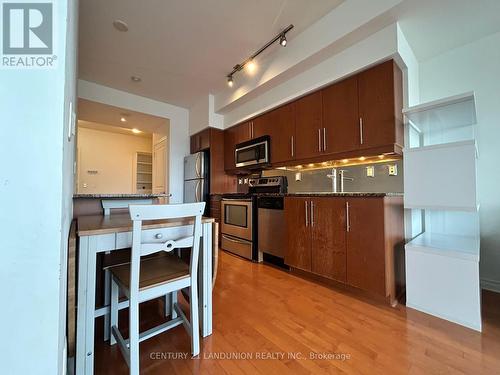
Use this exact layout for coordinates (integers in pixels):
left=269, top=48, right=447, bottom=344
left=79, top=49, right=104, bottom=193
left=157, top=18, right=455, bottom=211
left=94, top=251, right=500, bottom=374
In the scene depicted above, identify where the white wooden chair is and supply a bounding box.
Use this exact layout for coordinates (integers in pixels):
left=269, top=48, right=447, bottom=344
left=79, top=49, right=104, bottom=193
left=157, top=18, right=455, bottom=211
left=109, top=202, right=205, bottom=374
left=101, top=199, right=154, bottom=341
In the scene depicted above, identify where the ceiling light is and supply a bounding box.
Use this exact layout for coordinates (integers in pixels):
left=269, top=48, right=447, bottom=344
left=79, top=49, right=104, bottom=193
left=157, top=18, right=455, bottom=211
left=378, top=154, right=385, bottom=159
left=131, top=128, right=141, bottom=134
left=131, top=76, right=141, bottom=82
left=227, top=75, right=234, bottom=87
left=342, top=159, right=349, bottom=163
left=113, top=20, right=129, bottom=32
left=279, top=34, right=287, bottom=47
left=120, top=117, right=127, bottom=123
left=246, top=59, right=256, bottom=73
left=359, top=156, right=366, bottom=161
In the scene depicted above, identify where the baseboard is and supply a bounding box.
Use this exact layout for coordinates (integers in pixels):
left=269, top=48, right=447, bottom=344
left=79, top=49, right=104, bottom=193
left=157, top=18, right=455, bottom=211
left=481, top=278, right=500, bottom=293
left=406, top=302, right=482, bottom=332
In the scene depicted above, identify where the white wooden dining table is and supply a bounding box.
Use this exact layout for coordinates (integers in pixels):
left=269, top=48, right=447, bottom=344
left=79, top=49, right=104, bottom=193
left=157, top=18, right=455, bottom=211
left=75, top=213, right=214, bottom=375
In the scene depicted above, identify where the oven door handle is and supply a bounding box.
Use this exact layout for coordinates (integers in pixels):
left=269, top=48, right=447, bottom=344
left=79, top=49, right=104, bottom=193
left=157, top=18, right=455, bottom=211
left=222, top=234, right=252, bottom=245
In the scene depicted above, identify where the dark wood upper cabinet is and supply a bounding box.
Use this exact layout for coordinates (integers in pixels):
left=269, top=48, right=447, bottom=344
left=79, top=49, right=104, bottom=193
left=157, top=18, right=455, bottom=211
left=294, top=91, right=323, bottom=160
left=190, top=128, right=211, bottom=154
left=358, top=60, right=403, bottom=149
left=224, top=122, right=252, bottom=171
left=223, top=60, right=403, bottom=170
left=253, top=103, right=295, bottom=163
left=322, top=75, right=360, bottom=153
left=310, top=198, right=347, bottom=283
left=285, top=197, right=312, bottom=272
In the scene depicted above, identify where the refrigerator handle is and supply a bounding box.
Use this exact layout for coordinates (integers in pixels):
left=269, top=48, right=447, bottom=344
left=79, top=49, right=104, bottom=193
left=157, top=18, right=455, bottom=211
left=195, top=153, right=201, bottom=178
left=195, top=180, right=201, bottom=202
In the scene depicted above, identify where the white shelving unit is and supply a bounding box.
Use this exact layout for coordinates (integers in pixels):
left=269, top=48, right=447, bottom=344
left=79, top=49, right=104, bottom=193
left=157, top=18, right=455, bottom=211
left=134, top=152, right=153, bottom=194
left=403, top=92, right=481, bottom=331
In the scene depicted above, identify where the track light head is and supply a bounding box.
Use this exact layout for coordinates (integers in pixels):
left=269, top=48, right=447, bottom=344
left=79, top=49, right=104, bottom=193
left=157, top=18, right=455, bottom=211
left=279, top=34, right=287, bottom=47
left=227, top=75, right=234, bottom=87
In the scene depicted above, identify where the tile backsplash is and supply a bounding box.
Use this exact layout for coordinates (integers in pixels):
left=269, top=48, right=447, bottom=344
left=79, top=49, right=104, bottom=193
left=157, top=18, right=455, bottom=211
left=262, top=160, right=403, bottom=193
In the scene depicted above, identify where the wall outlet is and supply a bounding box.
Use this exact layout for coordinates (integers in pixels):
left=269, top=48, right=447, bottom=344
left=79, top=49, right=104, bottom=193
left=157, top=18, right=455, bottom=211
left=366, top=166, right=375, bottom=177
left=388, top=164, right=398, bottom=176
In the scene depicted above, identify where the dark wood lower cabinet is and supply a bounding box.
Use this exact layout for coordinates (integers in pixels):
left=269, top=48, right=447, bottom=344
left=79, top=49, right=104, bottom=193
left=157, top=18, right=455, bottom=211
left=284, top=197, right=311, bottom=272
left=346, top=198, right=386, bottom=296
left=285, top=196, right=404, bottom=304
left=310, top=198, right=346, bottom=283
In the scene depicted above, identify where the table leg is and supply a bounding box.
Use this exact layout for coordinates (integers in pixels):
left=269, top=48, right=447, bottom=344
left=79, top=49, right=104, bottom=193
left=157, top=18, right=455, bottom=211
left=76, top=237, right=89, bottom=374
left=84, top=236, right=98, bottom=374
left=200, top=222, right=213, bottom=337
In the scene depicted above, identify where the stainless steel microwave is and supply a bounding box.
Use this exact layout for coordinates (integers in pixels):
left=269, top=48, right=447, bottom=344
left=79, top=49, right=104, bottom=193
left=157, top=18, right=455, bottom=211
left=235, top=135, right=270, bottom=169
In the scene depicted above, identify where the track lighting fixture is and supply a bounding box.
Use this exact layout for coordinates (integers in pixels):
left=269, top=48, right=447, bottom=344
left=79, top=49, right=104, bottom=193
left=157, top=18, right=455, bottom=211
left=279, top=33, right=287, bottom=47
left=226, top=24, right=293, bottom=88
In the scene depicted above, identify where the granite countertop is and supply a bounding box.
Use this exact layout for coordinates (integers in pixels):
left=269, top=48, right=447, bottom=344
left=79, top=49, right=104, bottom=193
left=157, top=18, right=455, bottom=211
left=74, top=193, right=171, bottom=199
left=256, top=192, right=403, bottom=197
left=286, top=192, right=403, bottom=197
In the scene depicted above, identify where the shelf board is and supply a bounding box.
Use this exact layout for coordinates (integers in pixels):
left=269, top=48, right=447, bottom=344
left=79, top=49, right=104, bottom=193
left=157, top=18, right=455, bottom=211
left=403, top=92, right=476, bottom=134
left=137, top=172, right=152, bottom=175
left=406, top=232, right=479, bottom=262
left=136, top=181, right=152, bottom=184
left=137, top=162, right=152, bottom=165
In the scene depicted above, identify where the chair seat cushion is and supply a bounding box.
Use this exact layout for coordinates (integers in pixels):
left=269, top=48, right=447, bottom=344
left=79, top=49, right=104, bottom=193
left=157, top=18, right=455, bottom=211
left=110, top=253, right=190, bottom=290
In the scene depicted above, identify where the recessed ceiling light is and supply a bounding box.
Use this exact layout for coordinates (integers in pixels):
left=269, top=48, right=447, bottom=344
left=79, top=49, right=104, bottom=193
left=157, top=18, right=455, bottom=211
left=131, top=128, right=141, bottom=134
left=113, top=20, right=129, bottom=32
left=120, top=117, right=127, bottom=122
left=131, top=76, right=141, bottom=82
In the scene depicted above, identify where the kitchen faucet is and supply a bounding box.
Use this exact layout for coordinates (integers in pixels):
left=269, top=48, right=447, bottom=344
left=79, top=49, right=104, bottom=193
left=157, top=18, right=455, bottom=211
left=339, top=170, right=354, bottom=192
left=326, top=168, right=354, bottom=193
left=326, top=168, right=338, bottom=192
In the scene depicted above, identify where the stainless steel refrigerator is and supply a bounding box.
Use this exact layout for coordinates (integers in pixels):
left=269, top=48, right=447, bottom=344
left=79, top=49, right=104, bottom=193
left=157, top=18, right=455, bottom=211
left=183, top=152, right=209, bottom=211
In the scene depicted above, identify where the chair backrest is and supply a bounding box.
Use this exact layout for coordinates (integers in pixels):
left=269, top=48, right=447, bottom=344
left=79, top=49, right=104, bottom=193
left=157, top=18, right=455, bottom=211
left=128, top=202, right=205, bottom=294
left=102, top=199, right=153, bottom=216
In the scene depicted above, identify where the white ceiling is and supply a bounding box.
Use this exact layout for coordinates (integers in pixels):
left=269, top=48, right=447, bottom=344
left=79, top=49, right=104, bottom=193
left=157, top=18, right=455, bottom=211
left=79, top=0, right=500, bottom=109
left=78, top=0, right=344, bottom=109
left=78, top=120, right=152, bottom=138
left=395, top=0, right=500, bottom=61
left=78, top=98, right=168, bottom=134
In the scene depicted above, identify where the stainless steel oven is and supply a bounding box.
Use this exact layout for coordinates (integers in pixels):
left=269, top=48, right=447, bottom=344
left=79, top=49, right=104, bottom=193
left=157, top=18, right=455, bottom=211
left=221, top=198, right=253, bottom=260
left=235, top=135, right=270, bottom=169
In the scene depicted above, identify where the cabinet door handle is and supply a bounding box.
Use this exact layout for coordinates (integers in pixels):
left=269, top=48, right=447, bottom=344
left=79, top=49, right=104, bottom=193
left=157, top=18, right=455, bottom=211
left=359, top=118, right=364, bottom=145
left=346, top=202, right=350, bottom=232
left=323, top=128, right=327, bottom=151
left=305, top=201, right=309, bottom=227
left=318, top=129, right=322, bottom=152
left=310, top=201, right=314, bottom=227
left=291, top=136, right=294, bottom=157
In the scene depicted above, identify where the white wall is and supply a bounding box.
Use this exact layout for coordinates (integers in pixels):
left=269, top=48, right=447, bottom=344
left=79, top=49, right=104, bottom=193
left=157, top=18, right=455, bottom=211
left=0, top=0, right=77, bottom=373
left=189, top=94, right=224, bottom=135
left=78, top=81, right=189, bottom=203
left=77, top=127, right=152, bottom=193
left=419, top=31, right=500, bottom=292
